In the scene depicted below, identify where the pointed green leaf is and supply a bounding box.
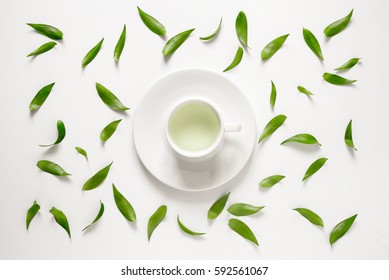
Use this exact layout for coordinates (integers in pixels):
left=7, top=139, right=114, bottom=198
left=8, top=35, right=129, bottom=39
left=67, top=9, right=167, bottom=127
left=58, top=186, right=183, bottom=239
left=330, top=214, right=358, bottom=246
left=82, top=38, right=104, bottom=68
left=148, top=205, right=167, bottom=241
left=177, top=215, right=205, bottom=236
left=208, top=192, right=230, bottom=220
left=227, top=204, right=265, bottom=216
left=323, top=73, right=356, bottom=85
left=228, top=218, right=258, bottom=246
left=29, top=82, right=55, bottom=111
left=49, top=207, right=71, bottom=238
left=114, top=25, right=126, bottom=62
left=261, top=34, right=289, bottom=61
left=200, top=18, right=222, bottom=41
left=113, top=184, right=136, bottom=222
left=293, top=208, right=324, bottom=227
left=162, top=29, right=195, bottom=56
left=297, top=86, right=314, bottom=96
left=137, top=6, right=166, bottom=36
left=100, top=119, right=122, bottom=142
left=303, top=158, right=328, bottom=181
left=235, top=11, right=248, bottom=48
left=324, top=9, right=353, bottom=37
left=82, top=201, right=105, bottom=232
left=82, top=162, right=113, bottom=191
left=75, top=147, right=88, bottom=160
left=96, top=83, right=129, bottom=111
left=26, top=200, right=40, bottom=230
left=270, top=81, right=277, bottom=109
left=259, top=175, right=285, bottom=188
left=334, top=58, right=360, bottom=71
left=258, top=114, right=287, bottom=143
left=303, top=28, right=324, bottom=61
left=40, top=120, right=66, bottom=147
left=27, top=41, right=56, bottom=57
left=281, top=133, right=321, bottom=146
left=27, top=23, right=63, bottom=40
left=223, top=46, right=243, bottom=72
left=345, top=120, right=357, bottom=150
left=36, top=160, right=71, bottom=176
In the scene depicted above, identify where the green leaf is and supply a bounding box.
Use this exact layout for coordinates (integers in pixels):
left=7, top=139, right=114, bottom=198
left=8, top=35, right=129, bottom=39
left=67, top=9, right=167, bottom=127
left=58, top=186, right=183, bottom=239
left=27, top=23, right=63, bottom=40
left=95, top=83, right=129, bottom=111
left=162, top=29, right=195, bottom=56
left=40, top=120, right=66, bottom=147
left=100, top=119, right=122, bottom=142
left=261, top=34, right=289, bottom=61
left=113, top=184, right=136, bottom=222
left=334, top=58, right=361, bottom=71
left=177, top=215, right=205, bottom=236
left=270, top=81, right=277, bottom=109
left=114, top=24, right=126, bottom=62
left=147, top=205, right=167, bottom=241
left=82, top=201, right=104, bottom=232
left=36, top=160, right=71, bottom=176
left=227, top=204, right=265, bottom=216
left=258, top=175, right=285, bottom=188
left=228, top=218, right=258, bottom=246
left=200, top=18, right=222, bottom=41
left=323, top=73, right=356, bottom=85
left=75, top=147, right=88, bottom=160
left=258, top=114, right=287, bottom=143
left=303, top=158, right=328, bottom=181
left=29, top=82, right=55, bottom=111
left=293, top=208, right=324, bottom=227
left=26, top=200, right=40, bottom=230
left=297, top=86, right=314, bottom=96
left=235, top=11, right=248, bottom=48
left=82, top=162, right=113, bottom=191
left=281, top=133, right=321, bottom=146
left=345, top=120, right=357, bottom=150
left=27, top=41, right=56, bottom=57
left=223, top=46, right=243, bottom=72
left=303, top=28, right=324, bottom=61
left=82, top=38, right=104, bottom=68
left=207, top=192, right=230, bottom=220
left=330, top=214, right=358, bottom=246
left=137, top=6, right=166, bottom=36
left=324, top=9, right=353, bottom=37
left=49, top=207, right=71, bottom=238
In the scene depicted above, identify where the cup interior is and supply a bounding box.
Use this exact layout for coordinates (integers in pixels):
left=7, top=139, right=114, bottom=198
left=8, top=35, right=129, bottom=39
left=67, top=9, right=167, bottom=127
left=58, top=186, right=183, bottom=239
left=166, top=99, right=222, bottom=158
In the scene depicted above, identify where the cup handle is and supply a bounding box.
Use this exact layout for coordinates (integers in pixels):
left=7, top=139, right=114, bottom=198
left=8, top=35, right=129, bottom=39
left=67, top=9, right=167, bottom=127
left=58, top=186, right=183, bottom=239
left=224, top=123, right=241, bottom=132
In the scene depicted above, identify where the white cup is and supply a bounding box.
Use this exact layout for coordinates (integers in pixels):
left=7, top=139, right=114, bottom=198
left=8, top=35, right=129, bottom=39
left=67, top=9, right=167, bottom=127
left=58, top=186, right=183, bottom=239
left=165, top=98, right=241, bottom=162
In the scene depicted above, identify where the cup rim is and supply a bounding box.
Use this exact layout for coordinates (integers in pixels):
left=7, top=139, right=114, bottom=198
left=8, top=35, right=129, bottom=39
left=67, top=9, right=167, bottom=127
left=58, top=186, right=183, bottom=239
left=165, top=97, right=224, bottom=159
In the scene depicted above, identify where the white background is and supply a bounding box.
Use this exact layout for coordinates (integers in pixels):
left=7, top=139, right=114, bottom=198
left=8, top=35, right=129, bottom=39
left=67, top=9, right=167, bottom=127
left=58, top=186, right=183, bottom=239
left=0, top=0, right=388, bottom=260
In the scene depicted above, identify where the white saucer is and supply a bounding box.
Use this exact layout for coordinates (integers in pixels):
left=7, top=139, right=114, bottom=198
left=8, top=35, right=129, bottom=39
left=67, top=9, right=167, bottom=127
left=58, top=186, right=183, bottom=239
left=133, top=69, right=256, bottom=191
